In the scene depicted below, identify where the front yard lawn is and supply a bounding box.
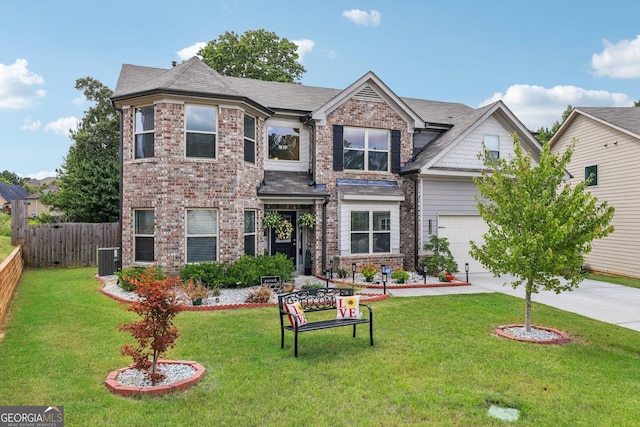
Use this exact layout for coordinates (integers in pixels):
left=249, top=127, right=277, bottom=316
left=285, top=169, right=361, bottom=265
left=0, top=267, right=639, bottom=426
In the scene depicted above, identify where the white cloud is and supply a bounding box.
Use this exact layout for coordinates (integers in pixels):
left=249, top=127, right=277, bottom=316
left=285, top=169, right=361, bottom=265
left=292, top=39, right=315, bottom=63
left=44, top=116, right=79, bottom=136
left=21, top=116, right=41, bottom=131
left=481, top=84, right=632, bottom=129
left=25, top=170, right=57, bottom=180
left=592, top=35, right=640, bottom=78
left=72, top=96, right=85, bottom=106
left=177, top=42, right=207, bottom=61
left=0, top=58, right=46, bottom=109
left=342, top=9, right=381, bottom=26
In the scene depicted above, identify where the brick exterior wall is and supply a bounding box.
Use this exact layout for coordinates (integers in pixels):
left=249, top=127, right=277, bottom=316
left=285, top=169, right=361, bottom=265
left=121, top=101, right=265, bottom=275
left=120, top=93, right=417, bottom=276
left=314, top=96, right=416, bottom=273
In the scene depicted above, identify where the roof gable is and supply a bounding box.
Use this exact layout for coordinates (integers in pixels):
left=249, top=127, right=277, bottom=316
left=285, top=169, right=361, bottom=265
left=311, top=71, right=423, bottom=131
left=551, top=107, right=640, bottom=147
left=404, top=100, right=541, bottom=174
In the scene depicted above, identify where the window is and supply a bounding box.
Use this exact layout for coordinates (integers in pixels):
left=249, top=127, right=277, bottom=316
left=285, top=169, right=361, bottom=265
left=134, top=106, right=154, bottom=159
left=350, top=210, right=391, bottom=254
left=244, top=115, right=256, bottom=163
left=585, top=165, right=598, bottom=186
left=134, top=209, right=154, bottom=262
left=484, top=134, right=500, bottom=163
left=268, top=126, right=299, bottom=160
left=244, top=210, right=256, bottom=256
left=186, top=209, right=218, bottom=263
left=343, top=127, right=389, bottom=171
left=186, top=105, right=217, bottom=158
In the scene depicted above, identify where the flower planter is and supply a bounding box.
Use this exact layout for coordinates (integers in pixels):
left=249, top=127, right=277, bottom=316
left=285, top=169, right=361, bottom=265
left=105, top=360, right=206, bottom=397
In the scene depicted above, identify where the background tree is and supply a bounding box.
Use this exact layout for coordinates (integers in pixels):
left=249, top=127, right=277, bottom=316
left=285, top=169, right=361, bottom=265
left=0, top=170, right=30, bottom=187
left=198, top=29, right=306, bottom=83
left=534, top=105, right=573, bottom=144
left=470, top=136, right=614, bottom=332
left=42, top=77, right=119, bottom=222
left=634, top=100, right=640, bottom=107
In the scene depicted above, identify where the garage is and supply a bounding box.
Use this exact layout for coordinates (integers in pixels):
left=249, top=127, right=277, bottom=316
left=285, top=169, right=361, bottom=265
left=437, top=215, right=489, bottom=274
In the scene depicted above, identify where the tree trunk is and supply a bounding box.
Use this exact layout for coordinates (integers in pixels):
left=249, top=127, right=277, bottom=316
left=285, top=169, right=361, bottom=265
left=525, top=278, right=533, bottom=332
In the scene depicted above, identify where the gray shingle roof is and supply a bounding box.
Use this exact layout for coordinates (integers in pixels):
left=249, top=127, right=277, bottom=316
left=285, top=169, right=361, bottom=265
left=0, top=182, right=30, bottom=202
left=112, top=57, right=472, bottom=125
left=337, top=179, right=404, bottom=198
left=576, top=107, right=640, bottom=137
left=258, top=171, right=329, bottom=198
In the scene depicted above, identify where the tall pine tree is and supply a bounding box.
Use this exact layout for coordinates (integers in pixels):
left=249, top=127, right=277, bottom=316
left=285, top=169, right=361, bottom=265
left=44, top=77, right=119, bottom=222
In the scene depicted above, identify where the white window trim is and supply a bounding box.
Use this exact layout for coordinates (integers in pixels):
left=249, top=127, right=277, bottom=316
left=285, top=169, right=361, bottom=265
left=244, top=114, right=256, bottom=164
left=343, top=127, right=390, bottom=172
left=133, top=208, right=154, bottom=263
left=264, top=118, right=308, bottom=172
left=185, top=104, right=218, bottom=160
left=185, top=208, right=219, bottom=263
left=338, top=201, right=400, bottom=256
left=134, top=105, right=154, bottom=159
left=484, top=133, right=500, bottom=162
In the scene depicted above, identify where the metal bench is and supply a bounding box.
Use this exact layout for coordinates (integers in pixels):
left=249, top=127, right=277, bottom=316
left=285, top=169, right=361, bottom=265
left=278, top=288, right=373, bottom=357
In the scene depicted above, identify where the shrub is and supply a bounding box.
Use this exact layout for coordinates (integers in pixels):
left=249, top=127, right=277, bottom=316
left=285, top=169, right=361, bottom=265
left=0, top=213, right=10, bottom=237
left=391, top=269, right=411, bottom=283
left=179, top=262, right=225, bottom=288
left=181, top=279, right=209, bottom=304
left=360, top=264, right=377, bottom=282
left=118, top=273, right=182, bottom=385
left=116, top=266, right=165, bottom=292
left=422, top=235, right=458, bottom=276
left=245, top=286, right=273, bottom=303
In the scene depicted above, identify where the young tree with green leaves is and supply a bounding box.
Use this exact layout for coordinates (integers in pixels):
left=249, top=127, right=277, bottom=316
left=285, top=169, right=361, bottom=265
left=42, top=77, right=119, bottom=222
left=470, top=136, right=614, bottom=332
left=198, top=29, right=306, bottom=83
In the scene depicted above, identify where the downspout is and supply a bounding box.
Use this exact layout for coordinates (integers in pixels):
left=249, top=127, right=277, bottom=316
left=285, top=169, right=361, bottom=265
left=303, top=113, right=316, bottom=185
left=409, top=174, right=419, bottom=270
left=111, top=100, right=124, bottom=269
left=321, top=195, right=330, bottom=273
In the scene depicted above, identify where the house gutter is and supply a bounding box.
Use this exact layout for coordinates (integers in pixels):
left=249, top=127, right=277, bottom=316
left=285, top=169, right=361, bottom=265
left=321, top=195, right=330, bottom=273
left=409, top=173, right=419, bottom=270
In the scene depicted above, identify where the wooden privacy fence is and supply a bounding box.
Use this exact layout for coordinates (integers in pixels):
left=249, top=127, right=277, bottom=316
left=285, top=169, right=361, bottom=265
left=11, top=200, right=120, bottom=268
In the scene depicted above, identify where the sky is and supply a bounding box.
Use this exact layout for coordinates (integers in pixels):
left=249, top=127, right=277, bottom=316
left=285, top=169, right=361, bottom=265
left=2, top=1, right=639, bottom=179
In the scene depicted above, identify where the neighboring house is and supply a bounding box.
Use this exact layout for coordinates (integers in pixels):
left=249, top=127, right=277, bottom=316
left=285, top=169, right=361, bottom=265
left=550, top=107, right=640, bottom=279
left=0, top=182, right=30, bottom=214
left=111, top=57, right=540, bottom=276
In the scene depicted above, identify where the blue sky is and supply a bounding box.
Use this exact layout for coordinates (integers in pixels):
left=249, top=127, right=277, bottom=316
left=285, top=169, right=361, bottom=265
left=2, top=0, right=639, bottom=179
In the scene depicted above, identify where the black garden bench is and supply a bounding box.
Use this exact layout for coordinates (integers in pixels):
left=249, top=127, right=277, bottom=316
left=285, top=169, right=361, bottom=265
left=278, top=287, right=373, bottom=357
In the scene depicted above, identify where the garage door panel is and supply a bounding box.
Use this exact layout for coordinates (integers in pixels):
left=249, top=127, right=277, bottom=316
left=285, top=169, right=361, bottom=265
left=438, top=215, right=488, bottom=274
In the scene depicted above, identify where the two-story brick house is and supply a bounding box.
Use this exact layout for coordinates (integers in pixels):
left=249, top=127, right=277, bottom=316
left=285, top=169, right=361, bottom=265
left=111, top=57, right=540, bottom=276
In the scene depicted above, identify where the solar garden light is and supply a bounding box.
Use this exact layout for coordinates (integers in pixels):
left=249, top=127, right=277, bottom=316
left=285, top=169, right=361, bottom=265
left=381, top=265, right=388, bottom=295
left=329, top=259, right=333, bottom=280
left=352, top=262, right=356, bottom=284
left=465, top=262, right=469, bottom=282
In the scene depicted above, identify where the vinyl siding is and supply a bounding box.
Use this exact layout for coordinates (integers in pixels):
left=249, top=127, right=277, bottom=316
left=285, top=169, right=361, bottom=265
left=420, top=178, right=480, bottom=251
left=551, top=114, right=640, bottom=278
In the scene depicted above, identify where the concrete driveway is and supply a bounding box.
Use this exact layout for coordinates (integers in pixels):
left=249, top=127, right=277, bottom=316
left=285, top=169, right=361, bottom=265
left=378, top=272, right=640, bottom=333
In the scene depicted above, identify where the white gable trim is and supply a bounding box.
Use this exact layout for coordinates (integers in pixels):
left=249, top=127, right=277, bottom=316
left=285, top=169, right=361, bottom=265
left=311, top=71, right=422, bottom=132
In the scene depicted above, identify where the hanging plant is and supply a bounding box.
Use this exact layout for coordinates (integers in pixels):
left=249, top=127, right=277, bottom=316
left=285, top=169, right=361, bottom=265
left=297, top=212, right=316, bottom=229
left=275, top=219, right=293, bottom=240
left=263, top=211, right=283, bottom=230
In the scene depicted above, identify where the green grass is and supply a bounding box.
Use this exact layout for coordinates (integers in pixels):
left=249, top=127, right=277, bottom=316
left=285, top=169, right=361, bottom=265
left=0, top=236, right=14, bottom=262
left=1, top=267, right=639, bottom=426
left=588, top=272, right=640, bottom=290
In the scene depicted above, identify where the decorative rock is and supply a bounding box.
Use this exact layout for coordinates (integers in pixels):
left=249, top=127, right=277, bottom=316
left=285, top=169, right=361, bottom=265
left=488, top=405, right=520, bottom=422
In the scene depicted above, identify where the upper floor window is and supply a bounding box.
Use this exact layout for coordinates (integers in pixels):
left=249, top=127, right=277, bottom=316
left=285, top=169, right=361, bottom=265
left=585, top=165, right=598, bottom=186
left=350, top=210, right=391, bottom=254
left=186, top=105, right=217, bottom=159
left=244, top=114, right=256, bottom=164
left=134, top=209, right=154, bottom=262
left=186, top=209, right=218, bottom=263
left=484, top=134, right=500, bottom=163
left=343, top=127, right=389, bottom=172
left=268, top=126, right=299, bottom=161
left=134, top=106, right=154, bottom=159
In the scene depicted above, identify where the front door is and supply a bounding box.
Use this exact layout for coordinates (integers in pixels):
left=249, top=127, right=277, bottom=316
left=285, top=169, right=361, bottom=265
left=270, top=211, right=297, bottom=264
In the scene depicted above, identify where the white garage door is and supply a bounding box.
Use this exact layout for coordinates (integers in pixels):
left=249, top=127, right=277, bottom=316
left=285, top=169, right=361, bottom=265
left=437, top=215, right=489, bottom=274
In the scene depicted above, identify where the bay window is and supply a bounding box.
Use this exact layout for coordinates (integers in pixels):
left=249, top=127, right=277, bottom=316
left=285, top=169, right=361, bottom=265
left=186, top=105, right=217, bottom=158
left=134, top=106, right=154, bottom=159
